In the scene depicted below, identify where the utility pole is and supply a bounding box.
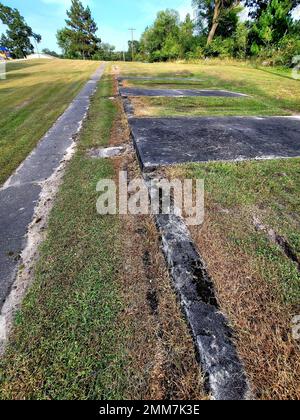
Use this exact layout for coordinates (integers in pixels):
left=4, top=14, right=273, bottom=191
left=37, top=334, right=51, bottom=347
left=128, top=28, right=136, bottom=62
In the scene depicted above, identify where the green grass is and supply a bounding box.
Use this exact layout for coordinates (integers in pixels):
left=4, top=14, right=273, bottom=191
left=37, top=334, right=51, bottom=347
left=119, top=61, right=300, bottom=117
left=134, top=96, right=287, bottom=117
left=182, top=158, right=300, bottom=305
left=0, top=59, right=100, bottom=185
left=0, top=74, right=129, bottom=400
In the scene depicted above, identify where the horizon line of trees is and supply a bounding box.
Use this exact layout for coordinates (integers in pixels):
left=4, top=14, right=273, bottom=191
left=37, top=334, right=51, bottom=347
left=1, top=0, right=300, bottom=66
left=132, top=0, right=300, bottom=66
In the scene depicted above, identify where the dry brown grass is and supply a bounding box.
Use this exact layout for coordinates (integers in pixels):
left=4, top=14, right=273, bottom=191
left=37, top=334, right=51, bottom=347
left=107, top=81, right=207, bottom=400
left=117, top=199, right=208, bottom=399
left=129, top=97, right=156, bottom=117
left=190, top=208, right=300, bottom=400
left=168, top=165, right=300, bottom=400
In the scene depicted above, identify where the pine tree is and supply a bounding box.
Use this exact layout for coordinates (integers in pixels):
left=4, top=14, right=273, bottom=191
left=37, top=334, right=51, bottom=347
left=57, top=0, right=100, bottom=59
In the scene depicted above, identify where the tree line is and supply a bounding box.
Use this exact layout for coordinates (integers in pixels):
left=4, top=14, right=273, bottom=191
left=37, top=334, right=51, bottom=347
left=134, top=0, right=300, bottom=66
left=1, top=0, right=299, bottom=66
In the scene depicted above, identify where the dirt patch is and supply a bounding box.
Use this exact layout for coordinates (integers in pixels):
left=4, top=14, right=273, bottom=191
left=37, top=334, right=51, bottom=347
left=118, top=205, right=207, bottom=400
left=130, top=97, right=155, bottom=117
left=110, top=98, right=131, bottom=146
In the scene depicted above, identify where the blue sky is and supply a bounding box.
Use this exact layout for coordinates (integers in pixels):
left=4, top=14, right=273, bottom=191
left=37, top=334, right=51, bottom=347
left=0, top=0, right=194, bottom=52
left=1, top=1, right=299, bottom=53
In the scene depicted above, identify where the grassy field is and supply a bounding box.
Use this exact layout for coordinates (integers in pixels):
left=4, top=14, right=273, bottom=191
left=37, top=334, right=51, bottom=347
left=171, top=159, right=300, bottom=399
left=0, top=59, right=100, bottom=185
left=118, top=61, right=300, bottom=117
left=0, top=68, right=205, bottom=400
left=1, top=59, right=299, bottom=400
left=116, top=61, right=300, bottom=399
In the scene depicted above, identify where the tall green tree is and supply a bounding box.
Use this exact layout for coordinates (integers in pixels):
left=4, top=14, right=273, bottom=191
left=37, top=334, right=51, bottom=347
left=57, top=0, right=100, bottom=59
left=140, top=9, right=181, bottom=61
left=245, top=0, right=300, bottom=18
left=248, top=0, right=296, bottom=54
left=193, top=0, right=242, bottom=44
left=179, top=14, right=196, bottom=54
left=127, top=40, right=140, bottom=61
left=0, top=2, right=41, bottom=58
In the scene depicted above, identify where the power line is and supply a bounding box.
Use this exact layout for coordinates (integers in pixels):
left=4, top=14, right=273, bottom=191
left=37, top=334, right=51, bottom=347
left=128, top=28, right=136, bottom=62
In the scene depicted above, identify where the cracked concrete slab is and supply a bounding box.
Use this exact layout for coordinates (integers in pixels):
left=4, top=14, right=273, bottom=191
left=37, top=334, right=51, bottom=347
left=120, top=87, right=248, bottom=98
left=118, top=76, right=204, bottom=82
left=0, top=64, right=105, bottom=309
left=129, top=116, right=300, bottom=170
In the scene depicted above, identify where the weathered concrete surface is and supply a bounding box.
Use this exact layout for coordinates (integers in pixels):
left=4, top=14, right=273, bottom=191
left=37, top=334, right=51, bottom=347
left=143, top=172, right=251, bottom=400
left=120, top=87, right=248, bottom=98
left=130, top=116, right=300, bottom=170
left=0, top=64, right=105, bottom=309
left=118, top=76, right=204, bottom=82
left=146, top=201, right=251, bottom=399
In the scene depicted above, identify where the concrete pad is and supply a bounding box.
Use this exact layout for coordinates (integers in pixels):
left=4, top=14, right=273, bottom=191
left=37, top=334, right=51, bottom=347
left=0, top=64, right=105, bottom=310
left=129, top=116, right=300, bottom=170
left=120, top=87, right=248, bottom=98
left=118, top=76, right=204, bottom=82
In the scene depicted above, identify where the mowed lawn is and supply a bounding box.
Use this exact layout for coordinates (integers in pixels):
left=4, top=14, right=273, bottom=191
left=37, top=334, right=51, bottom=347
left=1, top=60, right=299, bottom=400
left=0, top=69, right=205, bottom=400
left=0, top=59, right=100, bottom=185
left=118, top=61, right=300, bottom=117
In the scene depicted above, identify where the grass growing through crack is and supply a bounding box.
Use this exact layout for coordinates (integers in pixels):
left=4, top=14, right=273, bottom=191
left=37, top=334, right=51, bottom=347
left=0, top=59, right=100, bottom=185
left=0, top=74, right=128, bottom=400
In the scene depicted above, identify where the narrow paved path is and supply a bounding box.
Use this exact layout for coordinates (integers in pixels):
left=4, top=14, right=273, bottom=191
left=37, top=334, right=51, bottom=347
left=0, top=64, right=105, bottom=309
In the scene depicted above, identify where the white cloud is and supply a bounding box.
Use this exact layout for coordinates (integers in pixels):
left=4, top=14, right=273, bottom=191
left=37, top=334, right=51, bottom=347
left=177, top=1, right=194, bottom=21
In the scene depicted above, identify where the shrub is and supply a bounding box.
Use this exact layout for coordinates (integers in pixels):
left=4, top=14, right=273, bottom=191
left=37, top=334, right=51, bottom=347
left=205, top=36, right=234, bottom=58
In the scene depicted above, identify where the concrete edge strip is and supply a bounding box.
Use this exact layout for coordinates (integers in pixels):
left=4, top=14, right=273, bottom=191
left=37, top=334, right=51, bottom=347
left=140, top=153, right=300, bottom=173
left=0, top=63, right=106, bottom=354
left=143, top=177, right=252, bottom=401
left=120, top=79, right=252, bottom=400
